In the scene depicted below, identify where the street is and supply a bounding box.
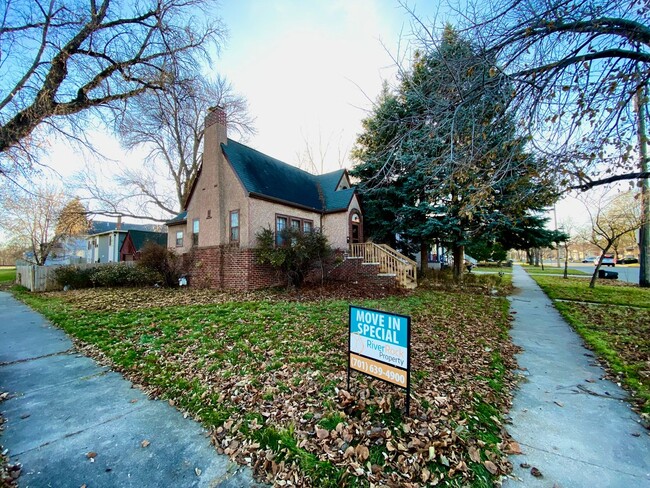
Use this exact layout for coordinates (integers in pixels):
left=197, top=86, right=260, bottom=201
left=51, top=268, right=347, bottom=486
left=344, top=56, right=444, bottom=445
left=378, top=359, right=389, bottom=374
left=565, top=263, right=640, bottom=285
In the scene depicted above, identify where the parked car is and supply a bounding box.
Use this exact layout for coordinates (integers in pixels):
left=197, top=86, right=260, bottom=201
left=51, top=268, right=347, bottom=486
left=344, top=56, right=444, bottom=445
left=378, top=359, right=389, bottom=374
left=597, top=254, right=616, bottom=267
left=582, top=257, right=597, bottom=263
left=617, top=256, right=639, bottom=265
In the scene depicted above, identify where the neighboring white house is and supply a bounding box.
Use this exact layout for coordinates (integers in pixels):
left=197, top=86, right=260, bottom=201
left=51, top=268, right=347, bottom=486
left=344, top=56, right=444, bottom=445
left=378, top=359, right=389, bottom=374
left=85, top=221, right=158, bottom=263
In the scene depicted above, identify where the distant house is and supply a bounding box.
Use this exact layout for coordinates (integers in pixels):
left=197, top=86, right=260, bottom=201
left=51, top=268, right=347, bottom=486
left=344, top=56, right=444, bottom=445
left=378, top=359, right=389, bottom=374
left=86, top=220, right=158, bottom=263
left=166, top=106, right=364, bottom=290
left=119, top=230, right=168, bottom=261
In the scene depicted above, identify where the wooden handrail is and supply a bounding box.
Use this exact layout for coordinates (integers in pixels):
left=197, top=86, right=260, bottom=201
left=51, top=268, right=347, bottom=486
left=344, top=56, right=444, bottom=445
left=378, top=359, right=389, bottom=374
left=349, top=242, right=417, bottom=288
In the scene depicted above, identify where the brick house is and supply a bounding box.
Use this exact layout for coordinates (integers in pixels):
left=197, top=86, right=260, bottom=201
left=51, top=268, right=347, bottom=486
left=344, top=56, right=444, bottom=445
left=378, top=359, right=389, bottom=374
left=166, top=106, right=365, bottom=290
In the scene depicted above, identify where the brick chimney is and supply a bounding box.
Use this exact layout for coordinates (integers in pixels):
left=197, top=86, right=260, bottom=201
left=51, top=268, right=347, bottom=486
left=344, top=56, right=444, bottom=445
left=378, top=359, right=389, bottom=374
left=205, top=105, right=227, bottom=147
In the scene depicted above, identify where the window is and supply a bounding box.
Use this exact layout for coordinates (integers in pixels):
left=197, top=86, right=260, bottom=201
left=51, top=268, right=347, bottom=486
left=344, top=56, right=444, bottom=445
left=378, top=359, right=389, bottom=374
left=291, top=219, right=301, bottom=230
left=192, top=219, right=199, bottom=246
left=275, top=215, right=288, bottom=246
left=230, top=210, right=239, bottom=242
left=303, top=221, right=313, bottom=233
left=176, top=231, right=184, bottom=247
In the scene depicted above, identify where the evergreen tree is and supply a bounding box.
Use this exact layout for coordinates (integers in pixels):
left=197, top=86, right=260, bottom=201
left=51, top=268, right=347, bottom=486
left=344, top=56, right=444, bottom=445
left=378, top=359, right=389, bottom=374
left=353, top=25, right=557, bottom=278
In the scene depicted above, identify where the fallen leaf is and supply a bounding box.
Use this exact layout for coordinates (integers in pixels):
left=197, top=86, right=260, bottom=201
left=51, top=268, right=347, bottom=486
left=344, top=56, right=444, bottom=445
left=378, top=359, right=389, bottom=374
left=531, top=466, right=543, bottom=477
left=421, top=467, right=430, bottom=482
left=483, top=460, right=498, bottom=474
left=86, top=452, right=97, bottom=459
left=316, top=428, right=329, bottom=440
left=505, top=440, right=523, bottom=454
left=554, top=401, right=564, bottom=407
left=195, top=467, right=202, bottom=476
left=468, top=446, right=481, bottom=463
left=355, top=444, right=369, bottom=462
left=141, top=440, right=151, bottom=448
left=520, top=462, right=530, bottom=468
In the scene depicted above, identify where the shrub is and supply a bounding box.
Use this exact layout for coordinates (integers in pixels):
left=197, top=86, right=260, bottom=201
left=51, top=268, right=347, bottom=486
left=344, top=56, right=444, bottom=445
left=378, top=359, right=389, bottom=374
left=53, top=263, right=160, bottom=289
left=256, top=227, right=333, bottom=288
left=138, top=242, right=190, bottom=287
left=91, top=263, right=160, bottom=287
left=54, top=265, right=95, bottom=289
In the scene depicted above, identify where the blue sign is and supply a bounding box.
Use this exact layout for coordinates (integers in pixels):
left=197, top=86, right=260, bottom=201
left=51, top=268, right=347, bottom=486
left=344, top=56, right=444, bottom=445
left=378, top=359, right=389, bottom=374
left=349, top=306, right=409, bottom=369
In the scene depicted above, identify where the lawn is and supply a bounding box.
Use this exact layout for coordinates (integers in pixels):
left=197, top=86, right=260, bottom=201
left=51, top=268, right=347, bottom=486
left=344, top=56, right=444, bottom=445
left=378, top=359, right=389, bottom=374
left=0, top=267, right=15, bottom=283
left=529, top=275, right=650, bottom=415
left=521, top=265, right=588, bottom=276
left=14, top=284, right=519, bottom=487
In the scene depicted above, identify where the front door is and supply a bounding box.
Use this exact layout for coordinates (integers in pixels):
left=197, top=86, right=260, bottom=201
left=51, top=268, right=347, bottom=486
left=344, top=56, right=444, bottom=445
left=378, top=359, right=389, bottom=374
left=349, top=211, right=363, bottom=244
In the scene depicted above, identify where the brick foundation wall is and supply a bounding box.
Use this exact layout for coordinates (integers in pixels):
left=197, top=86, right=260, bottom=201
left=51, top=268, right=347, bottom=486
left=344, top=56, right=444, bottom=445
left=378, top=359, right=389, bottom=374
left=328, top=257, right=396, bottom=288
left=189, top=245, right=280, bottom=291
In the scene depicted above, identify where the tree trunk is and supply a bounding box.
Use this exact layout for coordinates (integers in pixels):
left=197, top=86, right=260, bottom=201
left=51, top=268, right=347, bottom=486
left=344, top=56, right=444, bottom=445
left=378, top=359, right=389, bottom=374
left=563, top=242, right=569, bottom=279
left=526, top=249, right=533, bottom=265
left=590, top=243, right=613, bottom=288
left=420, top=241, right=428, bottom=275
left=452, top=244, right=464, bottom=281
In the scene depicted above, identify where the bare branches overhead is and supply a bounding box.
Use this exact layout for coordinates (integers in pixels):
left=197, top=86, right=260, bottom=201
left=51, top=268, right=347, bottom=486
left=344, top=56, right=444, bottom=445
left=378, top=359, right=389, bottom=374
left=0, top=0, right=224, bottom=177
left=454, top=0, right=649, bottom=187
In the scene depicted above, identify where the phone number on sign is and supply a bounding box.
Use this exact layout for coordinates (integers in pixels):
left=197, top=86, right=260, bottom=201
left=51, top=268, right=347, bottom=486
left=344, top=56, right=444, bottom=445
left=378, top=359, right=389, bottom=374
left=351, top=356, right=405, bottom=384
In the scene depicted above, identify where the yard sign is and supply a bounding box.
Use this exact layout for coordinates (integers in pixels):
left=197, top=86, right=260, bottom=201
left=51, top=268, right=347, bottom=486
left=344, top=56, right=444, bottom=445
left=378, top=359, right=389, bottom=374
left=348, top=305, right=411, bottom=414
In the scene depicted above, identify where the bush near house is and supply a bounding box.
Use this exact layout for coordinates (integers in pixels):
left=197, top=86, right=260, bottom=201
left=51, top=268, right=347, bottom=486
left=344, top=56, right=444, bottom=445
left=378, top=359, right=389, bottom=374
left=256, top=227, right=333, bottom=288
left=138, top=242, right=191, bottom=287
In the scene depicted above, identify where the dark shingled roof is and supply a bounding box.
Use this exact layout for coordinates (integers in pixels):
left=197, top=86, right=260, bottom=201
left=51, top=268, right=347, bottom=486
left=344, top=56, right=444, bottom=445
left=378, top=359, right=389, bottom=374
left=165, top=211, right=187, bottom=226
left=126, top=230, right=168, bottom=251
left=222, top=140, right=354, bottom=213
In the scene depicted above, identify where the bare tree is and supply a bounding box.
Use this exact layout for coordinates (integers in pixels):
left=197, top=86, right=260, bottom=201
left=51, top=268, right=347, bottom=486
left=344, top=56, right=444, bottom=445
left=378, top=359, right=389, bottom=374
left=115, top=75, right=255, bottom=213
left=73, top=74, right=254, bottom=218
left=453, top=0, right=650, bottom=189
left=580, top=189, right=641, bottom=287
left=0, top=184, right=67, bottom=265
left=0, top=0, right=224, bottom=178
left=295, top=128, right=348, bottom=175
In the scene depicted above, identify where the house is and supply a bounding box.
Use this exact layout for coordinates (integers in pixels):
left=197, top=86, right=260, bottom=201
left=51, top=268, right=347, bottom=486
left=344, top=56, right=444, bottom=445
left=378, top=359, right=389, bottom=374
left=86, top=220, right=158, bottom=263
left=166, top=106, right=364, bottom=290
left=119, top=230, right=168, bottom=261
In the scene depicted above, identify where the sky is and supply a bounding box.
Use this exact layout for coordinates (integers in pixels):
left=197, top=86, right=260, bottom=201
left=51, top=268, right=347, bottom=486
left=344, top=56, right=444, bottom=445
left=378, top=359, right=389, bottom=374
left=41, top=0, right=593, bottom=228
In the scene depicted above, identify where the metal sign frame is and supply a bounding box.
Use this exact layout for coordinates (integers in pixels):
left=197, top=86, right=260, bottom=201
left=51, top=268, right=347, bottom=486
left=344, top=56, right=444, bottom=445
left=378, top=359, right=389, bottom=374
left=347, top=305, right=412, bottom=415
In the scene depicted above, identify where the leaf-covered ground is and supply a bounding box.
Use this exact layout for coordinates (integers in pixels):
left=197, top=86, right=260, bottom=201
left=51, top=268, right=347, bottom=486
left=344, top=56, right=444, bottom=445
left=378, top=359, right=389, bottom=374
left=15, top=284, right=519, bottom=487
left=530, top=275, right=650, bottom=417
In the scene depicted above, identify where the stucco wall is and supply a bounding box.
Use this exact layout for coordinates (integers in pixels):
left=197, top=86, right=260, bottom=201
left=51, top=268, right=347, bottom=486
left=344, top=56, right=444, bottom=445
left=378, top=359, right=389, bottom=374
left=247, top=198, right=321, bottom=248
left=322, top=194, right=362, bottom=250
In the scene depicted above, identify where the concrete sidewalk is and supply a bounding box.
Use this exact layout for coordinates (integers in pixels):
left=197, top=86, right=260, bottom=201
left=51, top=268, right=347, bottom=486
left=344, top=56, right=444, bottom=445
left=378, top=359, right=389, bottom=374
left=0, top=291, right=262, bottom=487
left=504, top=267, right=650, bottom=487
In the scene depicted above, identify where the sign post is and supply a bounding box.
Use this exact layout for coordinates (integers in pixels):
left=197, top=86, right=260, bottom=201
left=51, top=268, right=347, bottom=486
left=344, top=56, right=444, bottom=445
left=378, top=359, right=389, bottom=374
left=348, top=305, right=411, bottom=415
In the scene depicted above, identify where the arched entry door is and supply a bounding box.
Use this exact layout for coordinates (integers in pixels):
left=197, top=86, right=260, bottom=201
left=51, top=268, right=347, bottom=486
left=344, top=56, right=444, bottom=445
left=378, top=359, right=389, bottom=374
left=349, top=210, right=363, bottom=244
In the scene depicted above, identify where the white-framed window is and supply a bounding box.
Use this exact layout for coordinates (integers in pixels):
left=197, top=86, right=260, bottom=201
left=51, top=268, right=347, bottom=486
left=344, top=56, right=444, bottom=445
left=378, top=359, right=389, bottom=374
left=230, top=210, right=240, bottom=242
left=176, top=231, right=184, bottom=247
left=192, top=219, right=199, bottom=246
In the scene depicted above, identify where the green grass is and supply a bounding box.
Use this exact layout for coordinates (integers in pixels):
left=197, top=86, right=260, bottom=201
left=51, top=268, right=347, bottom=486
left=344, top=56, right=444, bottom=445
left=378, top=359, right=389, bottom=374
left=522, top=265, right=588, bottom=276
left=0, top=267, right=15, bottom=283
left=529, top=275, right=650, bottom=414
left=12, top=286, right=516, bottom=486
left=531, top=275, right=649, bottom=308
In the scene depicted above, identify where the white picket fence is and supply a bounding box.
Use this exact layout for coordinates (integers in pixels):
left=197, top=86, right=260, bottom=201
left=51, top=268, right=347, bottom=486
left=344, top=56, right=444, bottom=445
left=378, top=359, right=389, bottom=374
left=16, top=261, right=135, bottom=292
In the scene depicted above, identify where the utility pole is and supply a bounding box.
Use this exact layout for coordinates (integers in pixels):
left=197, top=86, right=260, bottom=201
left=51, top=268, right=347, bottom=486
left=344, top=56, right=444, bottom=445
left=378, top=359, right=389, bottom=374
left=554, top=205, right=560, bottom=267
left=636, top=83, right=650, bottom=287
